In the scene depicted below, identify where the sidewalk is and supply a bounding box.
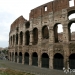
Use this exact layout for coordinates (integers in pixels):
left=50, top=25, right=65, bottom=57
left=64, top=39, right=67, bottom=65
left=0, top=60, right=73, bottom=75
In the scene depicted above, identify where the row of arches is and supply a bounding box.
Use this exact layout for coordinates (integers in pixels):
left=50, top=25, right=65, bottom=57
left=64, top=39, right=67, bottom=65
left=10, top=20, right=75, bottom=46
left=10, top=52, right=75, bottom=70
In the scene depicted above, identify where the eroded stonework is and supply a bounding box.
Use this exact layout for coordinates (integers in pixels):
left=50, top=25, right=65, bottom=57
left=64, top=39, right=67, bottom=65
left=9, top=0, right=75, bottom=70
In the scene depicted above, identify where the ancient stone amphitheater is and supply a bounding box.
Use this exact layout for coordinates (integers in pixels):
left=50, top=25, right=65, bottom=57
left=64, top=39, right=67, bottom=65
left=9, top=0, right=75, bottom=70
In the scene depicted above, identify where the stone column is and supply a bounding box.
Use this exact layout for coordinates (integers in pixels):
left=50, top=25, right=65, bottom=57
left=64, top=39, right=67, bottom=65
left=13, top=51, right=15, bottom=62
left=17, top=52, right=19, bottom=63
left=63, top=21, right=69, bottom=42
left=22, top=53, right=24, bottom=64
left=38, top=29, right=42, bottom=45
left=29, top=53, right=32, bottom=65
left=49, top=28, right=54, bottom=43
left=38, top=54, right=41, bottom=68
left=49, top=47, right=53, bottom=69
left=23, top=33, right=25, bottom=46
left=29, top=31, right=33, bottom=45
left=63, top=44, right=69, bottom=69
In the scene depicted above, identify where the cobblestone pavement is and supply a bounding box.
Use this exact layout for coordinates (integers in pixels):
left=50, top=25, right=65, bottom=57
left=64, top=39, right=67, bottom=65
left=0, top=60, right=74, bottom=75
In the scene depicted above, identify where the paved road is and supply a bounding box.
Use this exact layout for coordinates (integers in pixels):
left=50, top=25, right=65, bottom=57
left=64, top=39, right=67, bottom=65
left=0, top=60, right=74, bottom=75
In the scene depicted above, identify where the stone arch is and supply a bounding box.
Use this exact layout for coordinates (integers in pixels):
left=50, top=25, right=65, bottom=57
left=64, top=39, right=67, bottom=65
left=32, top=52, right=38, bottom=66
left=68, top=10, right=75, bottom=20
left=25, top=31, right=30, bottom=45
left=69, top=53, right=75, bottom=69
left=20, top=31, right=23, bottom=45
left=10, top=52, right=11, bottom=61
left=32, top=28, right=38, bottom=45
left=16, top=33, right=18, bottom=45
left=15, top=52, right=17, bottom=62
left=53, top=23, right=63, bottom=43
left=41, top=53, right=49, bottom=68
left=25, top=21, right=30, bottom=28
left=24, top=52, right=29, bottom=64
left=13, top=35, right=15, bottom=45
left=42, top=25, right=49, bottom=39
left=11, top=36, right=12, bottom=45
left=68, top=21, right=75, bottom=41
left=12, top=52, right=14, bottom=61
left=53, top=53, right=64, bottom=70
left=19, top=52, right=22, bottom=63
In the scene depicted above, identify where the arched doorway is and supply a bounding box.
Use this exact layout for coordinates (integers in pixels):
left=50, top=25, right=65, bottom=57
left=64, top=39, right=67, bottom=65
left=69, top=53, right=75, bottom=69
left=24, top=52, right=29, bottom=64
left=10, top=52, right=11, bottom=61
left=53, top=53, right=64, bottom=70
left=41, top=53, right=49, bottom=68
left=12, top=52, right=14, bottom=61
left=32, top=52, right=38, bottom=66
left=19, top=52, right=22, bottom=63
left=15, top=52, right=17, bottom=62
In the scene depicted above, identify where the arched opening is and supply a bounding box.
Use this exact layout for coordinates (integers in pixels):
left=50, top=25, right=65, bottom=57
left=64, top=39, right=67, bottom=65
left=25, top=21, right=30, bottom=28
left=10, top=52, right=11, bottom=61
left=68, top=10, right=75, bottom=20
left=12, top=52, right=14, bottom=61
left=41, top=53, right=49, bottom=68
left=54, top=23, right=63, bottom=43
left=69, top=53, right=75, bottom=69
left=20, top=31, right=23, bottom=45
left=11, top=36, right=12, bottom=45
left=15, top=52, right=17, bottom=62
left=19, top=52, right=22, bottom=63
left=13, top=35, right=15, bottom=45
left=25, top=31, right=30, bottom=45
left=24, top=52, right=29, bottom=64
left=42, top=26, right=49, bottom=39
left=33, top=28, right=38, bottom=45
left=68, top=21, right=75, bottom=41
left=53, top=53, right=64, bottom=70
left=16, top=34, right=18, bottom=45
left=32, top=52, right=38, bottom=66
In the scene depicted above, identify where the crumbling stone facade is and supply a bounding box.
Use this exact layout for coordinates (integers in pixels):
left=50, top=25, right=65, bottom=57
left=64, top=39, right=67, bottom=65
left=9, top=0, right=75, bottom=70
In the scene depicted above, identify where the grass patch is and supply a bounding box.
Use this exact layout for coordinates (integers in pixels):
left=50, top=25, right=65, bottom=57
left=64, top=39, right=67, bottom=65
left=0, top=68, right=35, bottom=75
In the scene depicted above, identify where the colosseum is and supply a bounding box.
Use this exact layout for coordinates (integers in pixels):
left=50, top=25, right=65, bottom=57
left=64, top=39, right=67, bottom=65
left=9, top=0, right=75, bottom=70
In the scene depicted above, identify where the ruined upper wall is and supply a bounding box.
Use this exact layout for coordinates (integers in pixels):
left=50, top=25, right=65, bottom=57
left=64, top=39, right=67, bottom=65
left=30, top=0, right=69, bottom=19
left=10, top=16, right=27, bottom=31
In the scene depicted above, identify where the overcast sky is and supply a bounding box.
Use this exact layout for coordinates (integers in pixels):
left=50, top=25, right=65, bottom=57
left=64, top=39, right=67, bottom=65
left=0, top=0, right=74, bottom=48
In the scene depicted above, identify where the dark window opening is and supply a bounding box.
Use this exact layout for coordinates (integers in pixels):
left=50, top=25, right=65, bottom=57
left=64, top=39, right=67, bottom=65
left=25, top=31, right=30, bottom=45
left=33, top=28, right=38, bottom=45
left=42, top=26, right=49, bottom=39
left=13, top=35, right=15, bottom=45
left=16, top=27, right=19, bottom=32
left=25, top=21, right=30, bottom=28
left=16, top=34, right=18, bottom=45
left=20, top=31, right=23, bottom=45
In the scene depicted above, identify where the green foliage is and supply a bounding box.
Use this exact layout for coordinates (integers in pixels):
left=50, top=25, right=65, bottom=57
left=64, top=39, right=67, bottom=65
left=0, top=68, right=35, bottom=75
